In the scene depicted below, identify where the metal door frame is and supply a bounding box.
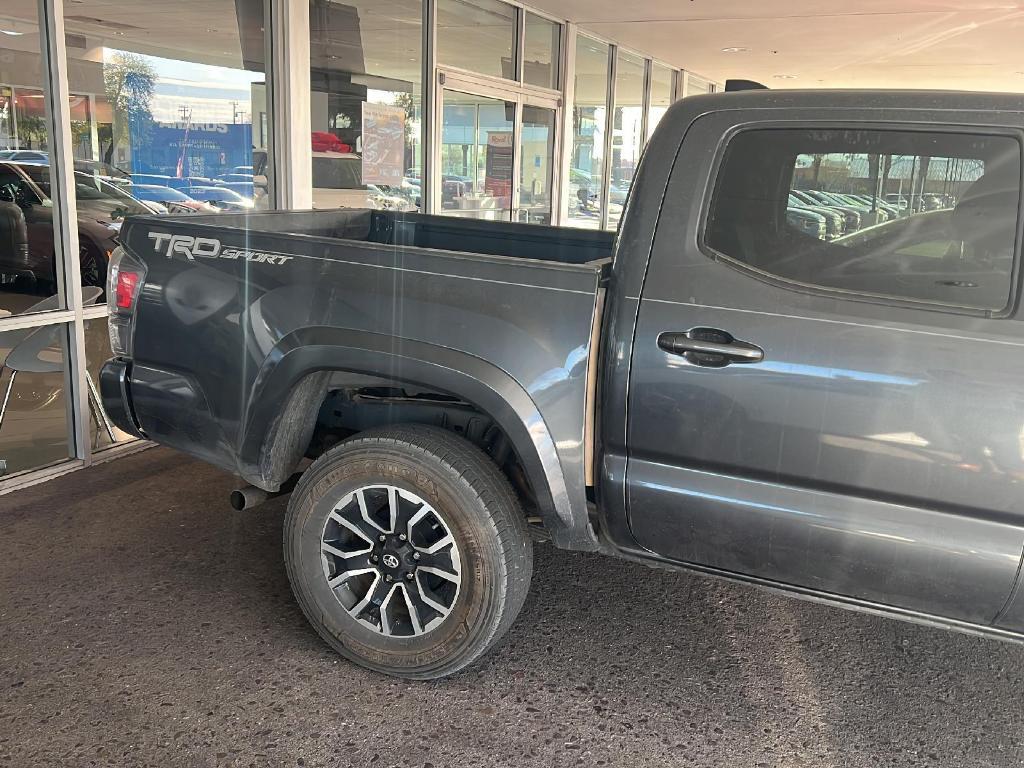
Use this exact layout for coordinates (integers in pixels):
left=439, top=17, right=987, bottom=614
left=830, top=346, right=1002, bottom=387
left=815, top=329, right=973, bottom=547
left=431, top=68, right=561, bottom=221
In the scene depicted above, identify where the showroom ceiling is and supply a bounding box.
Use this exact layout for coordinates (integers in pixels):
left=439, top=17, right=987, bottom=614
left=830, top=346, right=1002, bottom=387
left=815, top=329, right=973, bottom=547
left=529, top=0, right=1024, bottom=91
left=4, top=0, right=1024, bottom=93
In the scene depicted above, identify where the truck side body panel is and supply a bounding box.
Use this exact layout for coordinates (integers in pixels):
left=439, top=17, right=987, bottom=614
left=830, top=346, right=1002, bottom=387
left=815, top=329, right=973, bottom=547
left=114, top=212, right=606, bottom=548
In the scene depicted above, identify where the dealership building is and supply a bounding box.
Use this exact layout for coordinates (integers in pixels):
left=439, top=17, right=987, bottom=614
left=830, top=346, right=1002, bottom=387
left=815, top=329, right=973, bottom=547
left=0, top=0, right=1019, bottom=490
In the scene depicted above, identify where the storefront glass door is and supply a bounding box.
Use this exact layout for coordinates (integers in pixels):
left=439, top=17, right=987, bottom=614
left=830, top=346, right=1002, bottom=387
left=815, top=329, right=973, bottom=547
left=517, top=105, right=556, bottom=225
left=436, top=74, right=559, bottom=224
left=439, top=89, right=515, bottom=221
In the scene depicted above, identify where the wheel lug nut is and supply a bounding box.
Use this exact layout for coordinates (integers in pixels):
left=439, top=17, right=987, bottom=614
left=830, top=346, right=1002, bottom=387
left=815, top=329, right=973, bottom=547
left=412, top=552, right=420, bottom=561
left=398, top=533, right=407, bottom=542
left=378, top=534, right=387, bottom=543
left=385, top=574, right=393, bottom=583
left=371, top=555, right=379, bottom=563
left=405, top=572, right=414, bottom=580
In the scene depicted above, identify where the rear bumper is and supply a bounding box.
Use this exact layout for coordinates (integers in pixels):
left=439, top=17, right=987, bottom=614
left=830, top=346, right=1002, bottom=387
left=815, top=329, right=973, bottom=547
left=99, top=359, right=145, bottom=438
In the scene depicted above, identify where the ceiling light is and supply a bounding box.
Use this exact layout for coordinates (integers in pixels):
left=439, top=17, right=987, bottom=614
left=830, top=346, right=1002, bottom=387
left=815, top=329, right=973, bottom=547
left=720, top=47, right=748, bottom=53
left=773, top=74, right=797, bottom=79
left=0, top=29, right=25, bottom=36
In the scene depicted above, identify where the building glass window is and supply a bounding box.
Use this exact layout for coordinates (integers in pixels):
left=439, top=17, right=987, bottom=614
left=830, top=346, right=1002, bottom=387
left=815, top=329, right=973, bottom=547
left=310, top=0, right=423, bottom=212
left=567, top=36, right=608, bottom=229
left=57, top=0, right=272, bottom=304
left=0, top=5, right=63, bottom=316
left=606, top=50, right=644, bottom=230
left=62, top=0, right=274, bottom=242
left=522, top=13, right=560, bottom=90
left=686, top=74, right=714, bottom=97
left=439, top=91, right=515, bottom=220
left=648, top=63, right=674, bottom=141
left=437, top=0, right=516, bottom=81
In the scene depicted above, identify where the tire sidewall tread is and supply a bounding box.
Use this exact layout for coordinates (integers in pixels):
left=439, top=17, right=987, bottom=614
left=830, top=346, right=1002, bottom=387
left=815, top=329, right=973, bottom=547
left=284, top=424, right=533, bottom=680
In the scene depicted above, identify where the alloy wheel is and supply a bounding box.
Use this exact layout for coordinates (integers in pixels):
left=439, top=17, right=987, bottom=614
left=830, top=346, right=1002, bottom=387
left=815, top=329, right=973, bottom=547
left=320, top=484, right=462, bottom=638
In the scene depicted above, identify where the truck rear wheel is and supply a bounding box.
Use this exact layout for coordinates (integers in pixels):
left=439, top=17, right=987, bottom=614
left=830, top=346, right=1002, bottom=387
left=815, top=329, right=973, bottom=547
left=283, top=424, right=533, bottom=679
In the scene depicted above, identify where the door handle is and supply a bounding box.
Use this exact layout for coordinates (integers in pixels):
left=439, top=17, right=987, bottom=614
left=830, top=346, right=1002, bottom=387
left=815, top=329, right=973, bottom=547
left=658, top=328, right=764, bottom=367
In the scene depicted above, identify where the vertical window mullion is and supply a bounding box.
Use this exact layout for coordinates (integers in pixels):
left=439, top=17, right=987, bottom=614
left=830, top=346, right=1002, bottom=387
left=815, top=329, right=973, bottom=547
left=600, top=46, right=617, bottom=231
left=424, top=0, right=438, bottom=214
left=37, top=0, right=89, bottom=462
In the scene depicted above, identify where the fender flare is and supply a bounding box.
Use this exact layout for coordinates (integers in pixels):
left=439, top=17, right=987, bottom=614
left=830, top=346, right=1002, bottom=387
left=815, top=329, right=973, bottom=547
left=237, top=327, right=597, bottom=550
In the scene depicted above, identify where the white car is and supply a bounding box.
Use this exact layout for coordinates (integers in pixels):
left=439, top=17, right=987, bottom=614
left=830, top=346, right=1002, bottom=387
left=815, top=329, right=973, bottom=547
left=311, top=152, right=415, bottom=212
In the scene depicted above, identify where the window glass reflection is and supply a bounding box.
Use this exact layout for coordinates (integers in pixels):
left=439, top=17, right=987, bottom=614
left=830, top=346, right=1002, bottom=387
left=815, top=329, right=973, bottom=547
left=0, top=323, right=71, bottom=478
left=437, top=0, right=516, bottom=81
left=567, top=36, right=608, bottom=229
left=84, top=317, right=133, bottom=450
left=310, top=0, right=423, bottom=212
left=648, top=63, right=674, bottom=141
left=523, top=13, right=560, bottom=90
left=606, top=51, right=644, bottom=230
left=0, top=6, right=63, bottom=316
left=55, top=1, right=272, bottom=301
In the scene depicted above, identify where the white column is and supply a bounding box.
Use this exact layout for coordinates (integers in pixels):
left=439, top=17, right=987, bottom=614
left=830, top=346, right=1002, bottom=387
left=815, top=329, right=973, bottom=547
left=270, top=0, right=312, bottom=209
left=87, top=93, right=99, bottom=160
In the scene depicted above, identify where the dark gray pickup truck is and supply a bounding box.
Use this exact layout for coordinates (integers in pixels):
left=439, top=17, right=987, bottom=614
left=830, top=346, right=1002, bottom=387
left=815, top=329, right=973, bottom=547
left=102, top=90, right=1024, bottom=679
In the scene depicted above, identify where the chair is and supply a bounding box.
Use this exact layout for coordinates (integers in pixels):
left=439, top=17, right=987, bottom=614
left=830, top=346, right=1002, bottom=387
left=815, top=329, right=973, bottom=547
left=0, top=286, right=114, bottom=444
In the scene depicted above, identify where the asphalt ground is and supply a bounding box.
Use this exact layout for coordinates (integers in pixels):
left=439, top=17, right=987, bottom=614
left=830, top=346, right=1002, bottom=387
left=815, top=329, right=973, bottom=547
left=2, top=447, right=1023, bottom=767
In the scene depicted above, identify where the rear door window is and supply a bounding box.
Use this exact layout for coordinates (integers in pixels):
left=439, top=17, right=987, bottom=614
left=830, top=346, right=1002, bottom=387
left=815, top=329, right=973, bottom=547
left=704, top=128, right=1022, bottom=312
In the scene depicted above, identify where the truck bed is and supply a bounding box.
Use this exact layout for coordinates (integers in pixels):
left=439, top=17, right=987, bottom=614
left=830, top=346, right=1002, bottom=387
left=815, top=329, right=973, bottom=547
left=114, top=209, right=610, bottom=537
left=196, top=208, right=615, bottom=265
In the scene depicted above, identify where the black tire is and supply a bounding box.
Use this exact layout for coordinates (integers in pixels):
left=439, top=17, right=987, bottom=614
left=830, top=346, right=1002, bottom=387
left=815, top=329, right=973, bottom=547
left=284, top=424, right=533, bottom=679
left=79, top=243, right=106, bottom=289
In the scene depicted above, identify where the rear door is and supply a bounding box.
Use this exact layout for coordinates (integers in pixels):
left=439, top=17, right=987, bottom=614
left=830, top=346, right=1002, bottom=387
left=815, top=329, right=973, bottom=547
left=626, top=108, right=1024, bottom=625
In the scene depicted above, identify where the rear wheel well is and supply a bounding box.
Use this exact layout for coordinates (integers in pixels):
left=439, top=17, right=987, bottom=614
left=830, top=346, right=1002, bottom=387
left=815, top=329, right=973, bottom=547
left=303, top=372, right=542, bottom=523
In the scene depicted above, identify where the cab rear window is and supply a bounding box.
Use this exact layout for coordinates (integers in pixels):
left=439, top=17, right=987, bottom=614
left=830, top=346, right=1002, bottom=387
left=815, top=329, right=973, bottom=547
left=704, top=128, right=1021, bottom=312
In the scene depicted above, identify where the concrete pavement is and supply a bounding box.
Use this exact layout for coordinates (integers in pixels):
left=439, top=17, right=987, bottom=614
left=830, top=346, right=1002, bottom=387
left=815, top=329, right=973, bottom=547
left=1, top=447, right=1022, bottom=767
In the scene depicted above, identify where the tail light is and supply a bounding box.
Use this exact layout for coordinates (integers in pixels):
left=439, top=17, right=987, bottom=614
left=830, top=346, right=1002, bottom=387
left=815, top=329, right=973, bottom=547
left=115, top=269, right=139, bottom=309
left=107, top=246, right=147, bottom=358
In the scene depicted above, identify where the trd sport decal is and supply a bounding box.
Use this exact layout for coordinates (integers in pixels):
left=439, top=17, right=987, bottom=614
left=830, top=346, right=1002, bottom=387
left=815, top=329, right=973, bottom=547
left=148, top=232, right=293, bottom=266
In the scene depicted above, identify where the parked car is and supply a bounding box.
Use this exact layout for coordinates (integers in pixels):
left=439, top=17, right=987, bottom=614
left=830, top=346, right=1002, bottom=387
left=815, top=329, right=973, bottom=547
left=885, top=193, right=910, bottom=210
left=786, top=206, right=828, bottom=239
left=126, top=184, right=217, bottom=214
left=844, top=194, right=902, bottom=219
left=127, top=173, right=176, bottom=187
left=788, top=194, right=845, bottom=238
left=0, top=162, right=150, bottom=290
left=0, top=149, right=131, bottom=182
left=216, top=173, right=255, bottom=184
left=183, top=185, right=254, bottom=211
left=166, top=176, right=215, bottom=191
left=102, top=90, right=1024, bottom=681
left=792, top=189, right=863, bottom=231
left=311, top=152, right=415, bottom=211
left=0, top=150, right=49, bottom=165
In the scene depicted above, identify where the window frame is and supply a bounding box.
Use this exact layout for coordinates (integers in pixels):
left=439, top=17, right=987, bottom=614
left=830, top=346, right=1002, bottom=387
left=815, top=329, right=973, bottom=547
left=698, top=120, right=1024, bottom=318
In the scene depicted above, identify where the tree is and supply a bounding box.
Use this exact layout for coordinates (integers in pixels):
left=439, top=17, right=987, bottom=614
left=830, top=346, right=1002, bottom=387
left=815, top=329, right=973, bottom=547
left=102, top=53, right=155, bottom=167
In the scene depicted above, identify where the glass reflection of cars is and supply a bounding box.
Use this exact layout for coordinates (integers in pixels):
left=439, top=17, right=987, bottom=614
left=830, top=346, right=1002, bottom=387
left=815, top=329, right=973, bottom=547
left=311, top=152, right=415, bottom=212
left=184, top=185, right=254, bottom=211
left=787, top=206, right=828, bottom=240
left=0, top=162, right=150, bottom=290
left=788, top=194, right=845, bottom=239
left=793, top=189, right=863, bottom=232
left=127, top=184, right=216, bottom=214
